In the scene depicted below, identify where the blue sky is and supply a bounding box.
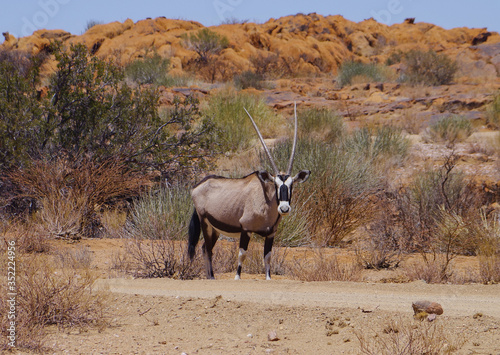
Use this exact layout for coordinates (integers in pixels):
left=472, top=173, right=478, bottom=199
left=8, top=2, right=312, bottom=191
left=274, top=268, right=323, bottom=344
left=2, top=0, right=499, bottom=39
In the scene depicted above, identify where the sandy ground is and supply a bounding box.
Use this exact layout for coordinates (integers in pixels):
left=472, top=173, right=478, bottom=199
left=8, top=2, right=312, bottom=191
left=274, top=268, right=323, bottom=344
left=40, top=275, right=500, bottom=354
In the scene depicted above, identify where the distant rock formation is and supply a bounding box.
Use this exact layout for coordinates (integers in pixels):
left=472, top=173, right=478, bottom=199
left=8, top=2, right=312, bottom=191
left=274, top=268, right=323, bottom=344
left=2, top=13, right=499, bottom=78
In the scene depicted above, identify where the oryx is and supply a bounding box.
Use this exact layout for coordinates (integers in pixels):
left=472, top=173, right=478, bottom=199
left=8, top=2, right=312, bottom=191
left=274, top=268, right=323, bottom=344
left=188, top=103, right=310, bottom=280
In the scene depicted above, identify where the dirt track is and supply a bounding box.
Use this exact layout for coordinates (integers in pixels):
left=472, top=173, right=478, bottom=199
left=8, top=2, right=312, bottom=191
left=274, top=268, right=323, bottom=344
left=99, top=277, right=500, bottom=318
left=43, top=278, right=494, bottom=354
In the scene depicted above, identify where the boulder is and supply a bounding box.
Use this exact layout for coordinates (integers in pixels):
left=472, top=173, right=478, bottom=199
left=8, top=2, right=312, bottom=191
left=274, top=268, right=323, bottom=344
left=412, top=300, right=443, bottom=321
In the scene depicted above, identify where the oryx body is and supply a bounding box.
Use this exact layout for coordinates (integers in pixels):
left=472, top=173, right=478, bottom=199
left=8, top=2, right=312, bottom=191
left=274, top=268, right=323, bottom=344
left=188, top=104, right=310, bottom=280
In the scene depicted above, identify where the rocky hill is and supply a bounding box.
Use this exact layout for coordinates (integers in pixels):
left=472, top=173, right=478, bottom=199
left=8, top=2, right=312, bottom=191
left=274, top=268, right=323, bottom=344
left=2, top=13, right=500, bottom=79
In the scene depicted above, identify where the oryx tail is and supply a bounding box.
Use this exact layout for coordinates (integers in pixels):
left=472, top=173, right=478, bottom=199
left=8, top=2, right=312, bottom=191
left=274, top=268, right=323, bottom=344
left=188, top=209, right=201, bottom=260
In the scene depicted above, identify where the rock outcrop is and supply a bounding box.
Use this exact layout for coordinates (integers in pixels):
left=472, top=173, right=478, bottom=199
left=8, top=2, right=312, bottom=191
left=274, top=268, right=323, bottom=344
left=2, top=13, right=500, bottom=78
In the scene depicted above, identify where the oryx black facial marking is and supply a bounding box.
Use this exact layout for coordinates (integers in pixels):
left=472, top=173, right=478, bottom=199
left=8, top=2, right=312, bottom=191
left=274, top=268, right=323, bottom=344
left=188, top=102, right=310, bottom=280
left=275, top=174, right=293, bottom=215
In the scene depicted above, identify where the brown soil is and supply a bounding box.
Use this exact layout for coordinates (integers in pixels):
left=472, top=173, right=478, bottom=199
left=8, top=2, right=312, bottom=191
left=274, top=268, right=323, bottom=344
left=36, top=239, right=500, bottom=354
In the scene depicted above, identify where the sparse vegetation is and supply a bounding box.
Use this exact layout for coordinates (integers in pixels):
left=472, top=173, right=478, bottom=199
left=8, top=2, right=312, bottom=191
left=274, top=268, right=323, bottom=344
left=182, top=28, right=229, bottom=64
left=356, top=316, right=466, bottom=354
left=487, top=93, right=500, bottom=127
left=401, top=49, right=458, bottom=86
left=126, top=185, right=192, bottom=241
left=383, top=154, right=484, bottom=282
left=233, top=70, right=267, bottom=90
left=0, top=252, right=109, bottom=352
left=125, top=52, right=171, bottom=85
left=287, top=250, right=363, bottom=281
left=427, top=114, right=472, bottom=144
left=297, top=107, right=345, bottom=142
left=84, top=19, right=103, bottom=32
left=0, top=43, right=216, bottom=175
left=205, top=89, right=282, bottom=151
left=337, top=60, right=389, bottom=88
left=7, top=157, right=146, bottom=239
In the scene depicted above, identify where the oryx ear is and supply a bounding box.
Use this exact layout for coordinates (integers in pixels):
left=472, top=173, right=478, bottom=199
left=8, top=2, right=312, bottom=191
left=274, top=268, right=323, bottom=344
left=293, top=170, right=310, bottom=183
left=257, top=170, right=274, bottom=183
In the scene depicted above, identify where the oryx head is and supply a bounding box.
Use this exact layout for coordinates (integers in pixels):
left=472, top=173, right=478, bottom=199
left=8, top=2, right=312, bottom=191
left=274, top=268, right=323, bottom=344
left=244, top=102, right=310, bottom=215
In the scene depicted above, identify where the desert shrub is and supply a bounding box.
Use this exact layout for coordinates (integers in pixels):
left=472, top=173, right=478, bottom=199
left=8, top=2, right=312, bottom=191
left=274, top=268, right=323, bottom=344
left=297, top=107, right=345, bottom=142
left=479, top=254, right=500, bottom=283
left=275, top=196, right=312, bottom=247
left=401, top=49, right=458, bottom=86
left=263, top=138, right=384, bottom=246
left=124, top=184, right=201, bottom=279
left=287, top=250, right=362, bottom=281
left=220, top=16, right=248, bottom=25
left=125, top=52, right=171, bottom=86
left=337, top=60, right=389, bottom=88
left=356, top=316, right=466, bottom=354
left=127, top=238, right=201, bottom=279
left=181, top=28, right=229, bottom=64
left=127, top=185, right=192, bottom=241
left=233, top=70, right=267, bottom=90
left=427, top=114, right=472, bottom=144
left=239, top=243, right=290, bottom=276
left=18, top=254, right=109, bottom=328
left=391, top=154, right=484, bottom=282
left=84, top=19, right=103, bottom=32
left=0, top=43, right=216, bottom=176
left=486, top=93, right=500, bottom=127
left=474, top=210, right=500, bottom=283
left=211, top=241, right=239, bottom=274
left=8, top=157, right=146, bottom=239
left=257, top=125, right=409, bottom=246
left=250, top=51, right=296, bottom=78
left=356, top=198, right=404, bottom=270
left=385, top=49, right=405, bottom=66
left=0, top=50, right=45, bottom=169
left=205, top=89, right=282, bottom=151
left=0, top=253, right=109, bottom=351
left=344, top=126, right=410, bottom=168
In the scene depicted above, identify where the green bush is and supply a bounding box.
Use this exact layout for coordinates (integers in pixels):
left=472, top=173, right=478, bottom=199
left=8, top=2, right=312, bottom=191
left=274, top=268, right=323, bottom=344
left=0, top=43, right=216, bottom=176
left=298, top=107, right=345, bottom=142
left=427, top=114, right=472, bottom=144
left=233, top=70, right=267, bottom=90
left=487, top=93, right=500, bottom=127
left=401, top=49, right=457, bottom=86
left=205, top=89, right=282, bottom=151
left=127, top=185, right=192, bottom=240
left=0, top=50, right=44, bottom=168
left=124, top=185, right=201, bottom=279
left=182, top=28, right=229, bottom=63
left=344, top=126, right=410, bottom=166
left=257, top=125, right=410, bottom=246
left=125, top=52, right=171, bottom=86
left=337, top=60, right=388, bottom=88
left=262, top=138, right=384, bottom=246
left=84, top=19, right=103, bottom=32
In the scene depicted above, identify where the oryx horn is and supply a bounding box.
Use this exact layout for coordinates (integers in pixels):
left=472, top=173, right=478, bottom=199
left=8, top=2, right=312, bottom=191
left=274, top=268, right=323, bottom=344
left=286, top=101, right=298, bottom=175
left=244, top=107, right=280, bottom=175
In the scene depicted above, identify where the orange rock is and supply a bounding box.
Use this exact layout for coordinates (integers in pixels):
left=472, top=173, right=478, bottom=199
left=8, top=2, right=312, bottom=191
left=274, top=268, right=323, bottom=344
left=1, top=14, right=498, bottom=80
left=412, top=300, right=444, bottom=315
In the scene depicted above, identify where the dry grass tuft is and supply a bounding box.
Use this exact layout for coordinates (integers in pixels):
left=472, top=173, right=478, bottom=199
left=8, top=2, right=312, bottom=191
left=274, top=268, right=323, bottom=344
left=356, top=316, right=466, bottom=354
left=0, top=251, right=110, bottom=352
left=126, top=239, right=202, bottom=280
left=287, top=249, right=362, bottom=282
left=8, top=157, right=146, bottom=239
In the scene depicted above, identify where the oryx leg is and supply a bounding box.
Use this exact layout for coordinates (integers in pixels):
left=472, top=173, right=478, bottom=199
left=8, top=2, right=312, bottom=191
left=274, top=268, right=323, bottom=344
left=264, top=235, right=275, bottom=280
left=235, top=231, right=250, bottom=280
left=201, top=223, right=219, bottom=280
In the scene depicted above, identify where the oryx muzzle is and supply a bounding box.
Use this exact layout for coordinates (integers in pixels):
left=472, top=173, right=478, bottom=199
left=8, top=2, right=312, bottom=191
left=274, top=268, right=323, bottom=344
left=188, top=102, right=310, bottom=280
